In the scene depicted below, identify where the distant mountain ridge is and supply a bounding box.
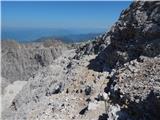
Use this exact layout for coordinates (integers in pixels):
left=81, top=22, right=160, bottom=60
left=35, top=33, right=101, bottom=43
left=2, top=28, right=105, bottom=43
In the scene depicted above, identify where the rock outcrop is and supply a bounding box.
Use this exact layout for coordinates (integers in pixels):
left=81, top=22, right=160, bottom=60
left=107, top=56, right=160, bottom=120
left=1, top=40, right=67, bottom=84
left=2, top=49, right=109, bottom=120
left=75, top=1, right=160, bottom=120
left=76, top=1, right=160, bottom=71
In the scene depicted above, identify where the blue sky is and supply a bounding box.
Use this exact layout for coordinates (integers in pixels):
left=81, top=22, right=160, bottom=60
left=2, top=1, right=132, bottom=29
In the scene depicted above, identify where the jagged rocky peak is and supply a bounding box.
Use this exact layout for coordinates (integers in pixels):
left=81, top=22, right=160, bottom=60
left=76, top=1, right=160, bottom=70
left=1, top=40, right=67, bottom=84
left=91, top=1, right=160, bottom=119
left=73, top=2, right=160, bottom=119
left=109, top=1, right=160, bottom=56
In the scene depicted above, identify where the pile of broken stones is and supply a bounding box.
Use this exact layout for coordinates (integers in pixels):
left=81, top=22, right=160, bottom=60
left=76, top=1, right=160, bottom=120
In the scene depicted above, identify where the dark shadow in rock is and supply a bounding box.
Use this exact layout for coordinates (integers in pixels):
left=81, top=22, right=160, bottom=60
left=79, top=107, right=88, bottom=115
left=87, top=45, right=114, bottom=72
left=126, top=90, right=160, bottom=120
left=97, top=91, right=160, bottom=120
left=87, top=38, right=160, bottom=72
left=110, top=90, right=160, bottom=120
left=34, top=54, right=45, bottom=67
left=104, top=75, right=115, bottom=93
left=98, top=113, right=108, bottom=120
left=84, top=85, right=92, bottom=95
left=87, top=58, right=103, bottom=72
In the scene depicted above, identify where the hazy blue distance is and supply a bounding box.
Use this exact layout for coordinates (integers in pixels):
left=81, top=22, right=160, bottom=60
left=2, top=1, right=132, bottom=42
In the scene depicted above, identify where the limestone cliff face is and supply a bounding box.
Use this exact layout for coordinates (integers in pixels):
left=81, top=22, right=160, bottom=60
left=1, top=40, right=67, bottom=83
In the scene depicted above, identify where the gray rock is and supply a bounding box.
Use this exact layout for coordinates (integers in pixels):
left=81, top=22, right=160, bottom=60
left=84, top=85, right=92, bottom=95
left=46, top=82, right=64, bottom=96
left=1, top=40, right=67, bottom=84
left=84, top=1, right=160, bottom=71
left=2, top=1, right=160, bottom=120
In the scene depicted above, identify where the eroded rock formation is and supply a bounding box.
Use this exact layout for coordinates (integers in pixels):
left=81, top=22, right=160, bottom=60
left=1, top=40, right=66, bottom=84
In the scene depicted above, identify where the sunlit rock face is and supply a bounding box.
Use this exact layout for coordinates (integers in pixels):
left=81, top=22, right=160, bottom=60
left=1, top=40, right=67, bottom=83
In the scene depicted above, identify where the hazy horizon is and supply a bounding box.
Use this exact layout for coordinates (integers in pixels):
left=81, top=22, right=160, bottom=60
left=2, top=1, right=132, bottom=42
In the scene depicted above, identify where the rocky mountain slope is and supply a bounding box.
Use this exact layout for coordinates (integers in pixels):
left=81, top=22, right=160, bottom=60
left=2, top=49, right=109, bottom=120
left=76, top=1, right=160, bottom=70
left=1, top=1, right=160, bottom=120
left=1, top=40, right=67, bottom=88
left=76, top=1, right=160, bottom=119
